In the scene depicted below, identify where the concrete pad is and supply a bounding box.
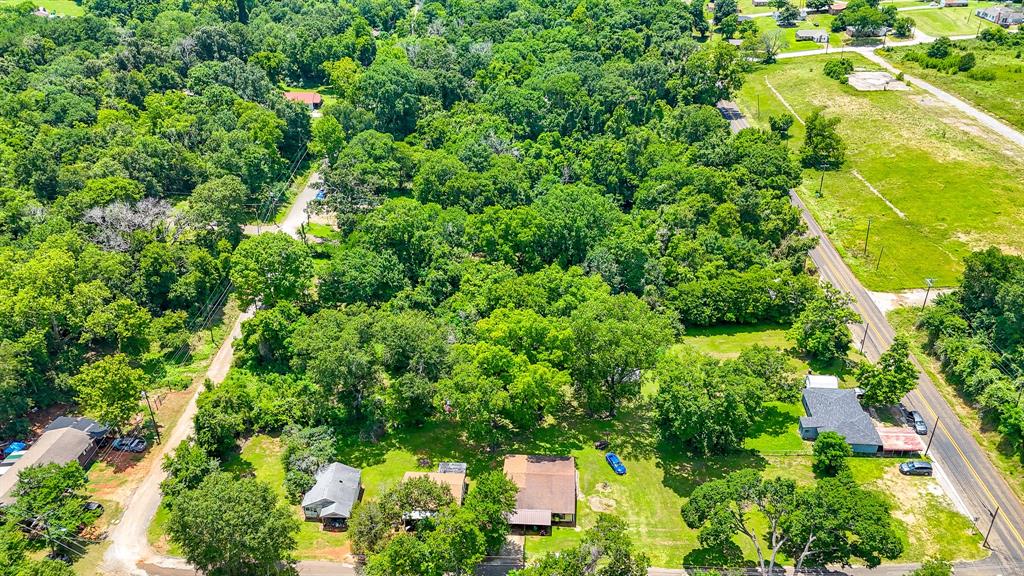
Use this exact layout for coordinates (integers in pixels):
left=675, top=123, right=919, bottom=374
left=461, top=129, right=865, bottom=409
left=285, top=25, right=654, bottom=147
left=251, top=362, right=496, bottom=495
left=848, top=71, right=910, bottom=91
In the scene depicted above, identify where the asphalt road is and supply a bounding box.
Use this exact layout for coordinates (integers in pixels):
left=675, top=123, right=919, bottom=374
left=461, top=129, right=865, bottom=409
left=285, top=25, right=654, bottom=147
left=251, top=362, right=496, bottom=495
left=716, top=100, right=1024, bottom=571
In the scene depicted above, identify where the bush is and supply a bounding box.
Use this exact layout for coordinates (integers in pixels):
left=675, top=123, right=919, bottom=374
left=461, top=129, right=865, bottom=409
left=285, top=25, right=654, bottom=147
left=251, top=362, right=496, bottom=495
left=768, top=113, right=795, bottom=136
left=978, top=27, right=1010, bottom=45
left=928, top=36, right=952, bottom=59
left=823, top=57, right=854, bottom=81
left=893, top=16, right=913, bottom=38
left=958, top=51, right=976, bottom=72
left=812, top=431, right=852, bottom=476
left=285, top=469, right=315, bottom=504
left=965, top=68, right=996, bottom=81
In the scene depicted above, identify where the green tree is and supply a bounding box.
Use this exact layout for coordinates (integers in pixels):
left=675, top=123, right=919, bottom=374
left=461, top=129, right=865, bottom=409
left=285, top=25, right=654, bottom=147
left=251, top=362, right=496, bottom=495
left=160, top=439, right=220, bottom=506
left=654, top=350, right=765, bottom=454
left=857, top=336, right=920, bottom=406
left=511, top=514, right=649, bottom=576
left=909, top=558, right=953, bottom=576
left=168, top=472, right=299, bottom=576
left=8, top=463, right=100, bottom=555
left=569, top=293, right=674, bottom=416
left=811, top=431, right=852, bottom=476
left=682, top=470, right=797, bottom=575
left=689, top=0, right=710, bottom=37
left=70, top=354, right=150, bottom=432
left=463, top=471, right=519, bottom=553
left=800, top=110, right=846, bottom=169
left=230, top=233, right=313, bottom=308
left=185, top=176, right=250, bottom=245
left=319, top=247, right=406, bottom=306
left=714, top=0, right=738, bottom=23
left=789, top=284, right=860, bottom=362
left=737, top=345, right=801, bottom=402
left=679, top=41, right=744, bottom=105
left=776, top=2, right=802, bottom=26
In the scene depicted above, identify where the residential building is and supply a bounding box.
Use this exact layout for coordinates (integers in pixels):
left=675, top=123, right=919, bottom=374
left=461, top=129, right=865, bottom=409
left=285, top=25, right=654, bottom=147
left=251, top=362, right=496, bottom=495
left=941, top=0, right=968, bottom=7
left=503, top=455, right=577, bottom=530
left=301, top=462, right=362, bottom=529
left=976, top=5, right=1024, bottom=26
left=829, top=1, right=848, bottom=14
left=0, top=417, right=108, bottom=506
left=403, top=468, right=468, bottom=506
left=799, top=388, right=883, bottom=454
left=283, top=91, right=323, bottom=110
left=795, top=29, right=831, bottom=43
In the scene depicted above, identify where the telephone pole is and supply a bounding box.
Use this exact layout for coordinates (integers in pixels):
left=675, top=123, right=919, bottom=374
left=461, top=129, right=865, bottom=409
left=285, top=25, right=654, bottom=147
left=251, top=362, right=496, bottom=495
left=142, top=390, right=161, bottom=444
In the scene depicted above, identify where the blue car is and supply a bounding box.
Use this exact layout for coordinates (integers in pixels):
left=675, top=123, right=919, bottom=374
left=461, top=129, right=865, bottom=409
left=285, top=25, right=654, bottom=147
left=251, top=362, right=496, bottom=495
left=314, top=189, right=326, bottom=201
left=605, top=452, right=626, bottom=475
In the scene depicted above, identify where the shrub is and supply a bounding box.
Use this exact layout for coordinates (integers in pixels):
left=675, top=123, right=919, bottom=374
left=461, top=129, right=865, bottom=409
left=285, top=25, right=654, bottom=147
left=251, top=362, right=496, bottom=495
left=768, top=113, right=795, bottom=136
left=965, top=68, right=995, bottom=81
left=812, top=431, right=852, bottom=476
left=893, top=16, right=913, bottom=38
left=928, top=36, right=952, bottom=59
left=957, top=51, right=976, bottom=72
left=285, top=469, right=315, bottom=504
left=978, top=27, right=1010, bottom=45
left=823, top=57, right=854, bottom=81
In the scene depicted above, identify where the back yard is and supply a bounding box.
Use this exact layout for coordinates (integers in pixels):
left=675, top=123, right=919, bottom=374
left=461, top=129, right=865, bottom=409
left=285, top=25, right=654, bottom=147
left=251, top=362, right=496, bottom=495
left=735, top=54, right=1024, bottom=291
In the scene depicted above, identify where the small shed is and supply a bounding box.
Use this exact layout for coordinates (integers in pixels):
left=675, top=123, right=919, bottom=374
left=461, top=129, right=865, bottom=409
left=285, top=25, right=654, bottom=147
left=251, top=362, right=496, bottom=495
left=804, top=374, right=840, bottom=389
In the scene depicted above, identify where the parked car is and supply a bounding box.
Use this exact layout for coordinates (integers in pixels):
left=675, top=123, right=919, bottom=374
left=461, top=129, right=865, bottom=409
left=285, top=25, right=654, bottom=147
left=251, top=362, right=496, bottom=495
left=910, top=411, right=928, bottom=435
left=899, top=461, right=933, bottom=476
left=594, top=440, right=609, bottom=450
left=83, top=501, right=104, bottom=513
left=47, top=551, right=72, bottom=564
left=314, top=189, right=326, bottom=201
left=605, top=452, right=626, bottom=475
left=898, top=404, right=913, bottom=424
left=111, top=436, right=147, bottom=453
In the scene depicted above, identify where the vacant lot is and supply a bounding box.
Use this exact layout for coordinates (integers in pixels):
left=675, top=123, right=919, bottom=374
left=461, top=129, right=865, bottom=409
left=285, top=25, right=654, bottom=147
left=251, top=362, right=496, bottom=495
left=0, top=0, right=84, bottom=16
left=735, top=54, right=1024, bottom=291
left=887, top=40, right=1024, bottom=132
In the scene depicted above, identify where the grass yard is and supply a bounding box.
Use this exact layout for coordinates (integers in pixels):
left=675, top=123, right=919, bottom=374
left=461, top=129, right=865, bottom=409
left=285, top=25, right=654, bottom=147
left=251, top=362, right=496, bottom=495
left=735, top=54, right=1024, bottom=291
left=753, top=14, right=846, bottom=52
left=0, top=0, right=84, bottom=16
left=906, top=5, right=999, bottom=37
left=886, top=40, right=1024, bottom=132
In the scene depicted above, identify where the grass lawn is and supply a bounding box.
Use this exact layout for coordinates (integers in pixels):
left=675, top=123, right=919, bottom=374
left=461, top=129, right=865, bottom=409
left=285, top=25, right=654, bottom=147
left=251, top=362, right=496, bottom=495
left=885, top=40, right=1024, bottom=132
left=735, top=54, right=1024, bottom=291
left=906, top=6, right=999, bottom=37
left=0, top=0, right=84, bottom=16
left=753, top=14, right=846, bottom=53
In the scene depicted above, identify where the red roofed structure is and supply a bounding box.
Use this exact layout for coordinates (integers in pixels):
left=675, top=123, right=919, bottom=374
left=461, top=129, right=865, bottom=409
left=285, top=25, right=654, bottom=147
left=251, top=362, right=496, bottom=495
left=284, top=91, right=323, bottom=109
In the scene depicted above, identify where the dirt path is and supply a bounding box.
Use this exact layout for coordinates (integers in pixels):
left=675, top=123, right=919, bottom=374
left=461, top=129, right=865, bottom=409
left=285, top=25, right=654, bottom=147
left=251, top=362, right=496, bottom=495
left=103, top=167, right=319, bottom=575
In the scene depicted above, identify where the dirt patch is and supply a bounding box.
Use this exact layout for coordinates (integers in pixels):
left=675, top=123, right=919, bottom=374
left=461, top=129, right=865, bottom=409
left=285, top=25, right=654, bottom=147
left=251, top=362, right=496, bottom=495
left=848, top=71, right=909, bottom=91
left=588, top=495, right=617, bottom=512
left=595, top=482, right=612, bottom=493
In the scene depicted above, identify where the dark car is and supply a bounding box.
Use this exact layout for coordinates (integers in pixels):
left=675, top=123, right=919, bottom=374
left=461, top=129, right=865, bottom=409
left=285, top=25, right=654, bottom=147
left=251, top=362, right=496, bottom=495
left=47, top=551, right=73, bottom=564
left=910, top=411, right=928, bottom=435
left=83, top=501, right=104, bottom=513
left=898, top=404, right=914, bottom=424
left=899, top=461, right=933, bottom=476
left=111, top=436, right=147, bottom=453
left=605, top=452, right=626, bottom=475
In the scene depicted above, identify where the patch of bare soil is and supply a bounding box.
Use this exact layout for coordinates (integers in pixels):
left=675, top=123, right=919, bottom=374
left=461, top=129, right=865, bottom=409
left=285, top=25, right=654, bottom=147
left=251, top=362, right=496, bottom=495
left=588, top=495, right=617, bottom=513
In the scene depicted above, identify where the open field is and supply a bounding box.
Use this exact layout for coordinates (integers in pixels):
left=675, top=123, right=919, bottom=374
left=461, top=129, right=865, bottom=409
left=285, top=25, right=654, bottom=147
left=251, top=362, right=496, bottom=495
left=906, top=5, right=999, bottom=37
left=144, top=326, right=985, bottom=567
left=735, top=54, right=1024, bottom=291
left=886, top=40, right=1024, bottom=132
left=0, top=0, right=84, bottom=16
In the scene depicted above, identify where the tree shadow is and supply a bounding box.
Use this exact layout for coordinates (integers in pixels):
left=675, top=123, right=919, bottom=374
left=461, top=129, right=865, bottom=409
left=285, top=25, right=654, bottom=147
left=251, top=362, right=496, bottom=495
left=748, top=404, right=800, bottom=440
left=658, top=444, right=769, bottom=498
left=683, top=540, right=752, bottom=568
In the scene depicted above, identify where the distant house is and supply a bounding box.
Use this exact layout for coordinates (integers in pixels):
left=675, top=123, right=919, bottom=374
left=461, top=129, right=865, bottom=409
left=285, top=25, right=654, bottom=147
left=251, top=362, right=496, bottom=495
left=0, top=417, right=108, bottom=506
left=504, top=455, right=577, bottom=531
left=32, top=7, right=55, bottom=18
left=283, top=91, right=323, bottom=110
left=804, top=374, right=840, bottom=389
left=975, top=5, right=1024, bottom=26
left=301, top=463, right=362, bottom=529
left=799, top=388, right=882, bottom=454
left=829, top=1, right=848, bottom=14
left=752, top=0, right=772, bottom=6
left=941, top=0, right=968, bottom=7
left=846, top=24, right=890, bottom=37
left=403, top=467, right=468, bottom=507
left=795, top=29, right=831, bottom=43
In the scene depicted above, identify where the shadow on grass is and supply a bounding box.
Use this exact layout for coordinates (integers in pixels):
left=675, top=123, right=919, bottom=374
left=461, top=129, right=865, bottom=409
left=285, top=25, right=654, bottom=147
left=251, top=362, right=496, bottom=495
left=683, top=540, right=752, bottom=568
left=749, top=404, right=800, bottom=440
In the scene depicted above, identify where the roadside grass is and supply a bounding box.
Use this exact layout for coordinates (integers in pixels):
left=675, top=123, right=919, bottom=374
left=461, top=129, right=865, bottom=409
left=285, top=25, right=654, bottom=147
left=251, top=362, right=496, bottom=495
left=304, top=222, right=343, bottom=242
left=0, top=0, right=83, bottom=16
left=885, top=39, right=1024, bottom=132
left=752, top=14, right=845, bottom=53
left=906, top=6, right=999, bottom=37
left=735, top=54, right=1024, bottom=291
left=888, top=307, right=1024, bottom=504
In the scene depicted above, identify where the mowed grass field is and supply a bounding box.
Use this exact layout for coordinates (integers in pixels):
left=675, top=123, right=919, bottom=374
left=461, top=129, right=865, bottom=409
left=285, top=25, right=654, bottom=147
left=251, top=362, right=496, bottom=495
left=147, top=327, right=985, bottom=567
left=752, top=14, right=845, bottom=53
left=0, top=0, right=84, bottom=16
left=906, top=5, right=1000, bottom=37
left=887, top=40, right=1024, bottom=132
left=735, top=54, right=1024, bottom=290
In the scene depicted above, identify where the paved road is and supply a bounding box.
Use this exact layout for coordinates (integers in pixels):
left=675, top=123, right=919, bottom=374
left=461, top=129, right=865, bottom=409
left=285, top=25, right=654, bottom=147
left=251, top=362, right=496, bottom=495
left=719, top=98, right=1024, bottom=569
left=102, top=169, right=322, bottom=576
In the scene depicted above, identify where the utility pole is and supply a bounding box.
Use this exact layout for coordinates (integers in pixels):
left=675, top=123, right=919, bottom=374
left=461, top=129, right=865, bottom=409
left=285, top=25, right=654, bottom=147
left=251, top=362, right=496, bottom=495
left=875, top=246, right=884, bottom=271
left=921, top=278, right=934, bottom=310
left=863, top=218, right=872, bottom=255
left=924, top=416, right=940, bottom=455
left=142, top=391, right=161, bottom=444
left=983, top=506, right=1000, bottom=549
left=860, top=323, right=870, bottom=354
left=817, top=170, right=825, bottom=197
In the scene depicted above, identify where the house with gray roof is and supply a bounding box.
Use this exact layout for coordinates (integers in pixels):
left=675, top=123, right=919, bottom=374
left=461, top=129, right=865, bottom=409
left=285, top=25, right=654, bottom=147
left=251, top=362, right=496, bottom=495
left=301, top=462, right=362, bottom=528
left=799, top=388, right=882, bottom=454
left=0, top=416, right=106, bottom=506
left=795, top=29, right=830, bottom=43
left=976, top=5, right=1024, bottom=26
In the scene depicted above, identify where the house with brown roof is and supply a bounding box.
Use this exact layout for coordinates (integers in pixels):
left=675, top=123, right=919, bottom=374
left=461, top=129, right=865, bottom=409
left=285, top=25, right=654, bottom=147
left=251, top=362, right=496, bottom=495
left=503, top=455, right=577, bottom=530
left=283, top=91, right=323, bottom=110
left=403, top=470, right=468, bottom=506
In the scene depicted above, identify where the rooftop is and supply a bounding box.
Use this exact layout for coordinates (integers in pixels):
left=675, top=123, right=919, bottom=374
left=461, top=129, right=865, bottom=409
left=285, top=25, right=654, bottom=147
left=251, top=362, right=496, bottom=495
left=302, top=462, right=361, bottom=518
left=403, top=471, right=467, bottom=505
left=801, top=388, right=882, bottom=447
left=283, top=91, right=323, bottom=105
left=0, top=427, right=96, bottom=505
left=503, top=455, right=576, bottom=516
